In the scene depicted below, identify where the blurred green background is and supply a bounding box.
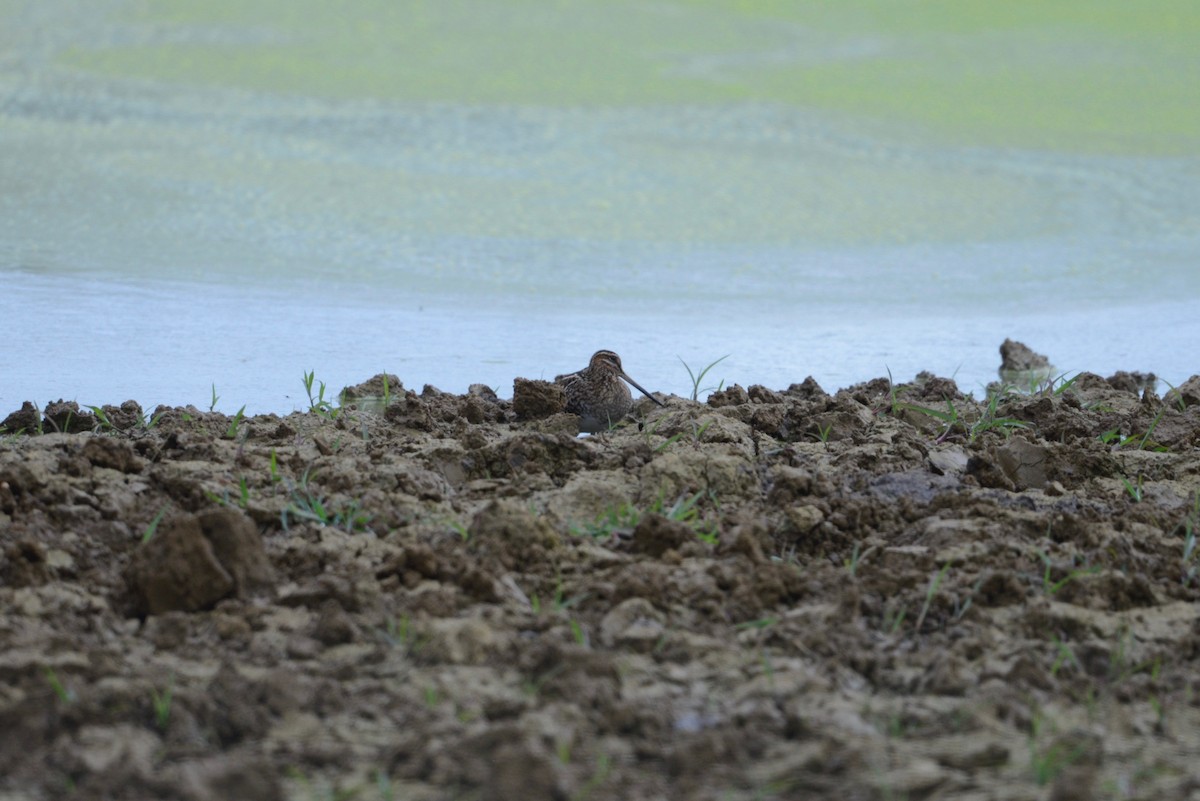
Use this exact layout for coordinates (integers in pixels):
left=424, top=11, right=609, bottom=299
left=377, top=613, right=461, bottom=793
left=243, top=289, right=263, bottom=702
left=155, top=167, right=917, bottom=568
left=59, top=0, right=1200, bottom=155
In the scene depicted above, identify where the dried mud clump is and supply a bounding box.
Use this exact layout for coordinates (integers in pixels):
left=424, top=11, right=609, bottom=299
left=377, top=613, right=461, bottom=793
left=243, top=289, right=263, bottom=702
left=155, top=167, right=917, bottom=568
left=3, top=367, right=1200, bottom=800
left=126, top=509, right=273, bottom=615
left=0, top=401, right=39, bottom=434
left=999, top=337, right=1052, bottom=373
left=512, top=377, right=566, bottom=421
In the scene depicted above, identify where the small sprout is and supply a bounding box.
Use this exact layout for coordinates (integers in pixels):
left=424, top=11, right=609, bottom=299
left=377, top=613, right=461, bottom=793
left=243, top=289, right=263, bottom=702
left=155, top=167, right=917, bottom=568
left=224, top=405, right=246, bottom=438
left=151, top=676, right=174, bottom=730
left=44, top=667, right=75, bottom=703
left=209, top=383, right=220, bottom=413
left=914, top=562, right=951, bottom=633
left=679, top=354, right=730, bottom=402
left=142, top=507, right=168, bottom=543
left=653, top=431, right=685, bottom=453
left=885, top=605, right=907, bottom=635
left=1121, top=474, right=1144, bottom=502
left=445, top=518, right=470, bottom=541
left=86, top=405, right=114, bottom=431
left=282, top=470, right=372, bottom=533
left=844, top=542, right=865, bottom=577
left=1049, top=636, right=1081, bottom=677
left=1037, top=550, right=1101, bottom=595
left=569, top=618, right=588, bottom=646
left=303, top=370, right=340, bottom=419
left=1181, top=492, right=1200, bottom=585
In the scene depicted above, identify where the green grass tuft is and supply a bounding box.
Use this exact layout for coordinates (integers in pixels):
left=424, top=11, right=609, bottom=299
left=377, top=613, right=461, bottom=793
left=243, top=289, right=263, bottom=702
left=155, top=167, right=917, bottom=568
left=679, top=355, right=729, bottom=402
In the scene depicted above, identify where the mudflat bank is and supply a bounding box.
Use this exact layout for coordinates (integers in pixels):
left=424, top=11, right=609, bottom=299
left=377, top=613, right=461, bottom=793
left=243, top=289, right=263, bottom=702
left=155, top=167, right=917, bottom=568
left=1, top=366, right=1199, bottom=800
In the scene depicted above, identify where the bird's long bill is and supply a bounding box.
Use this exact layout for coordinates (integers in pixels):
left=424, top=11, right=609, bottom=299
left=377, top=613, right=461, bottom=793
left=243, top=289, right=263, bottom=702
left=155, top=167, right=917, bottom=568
left=621, top=373, right=665, bottom=407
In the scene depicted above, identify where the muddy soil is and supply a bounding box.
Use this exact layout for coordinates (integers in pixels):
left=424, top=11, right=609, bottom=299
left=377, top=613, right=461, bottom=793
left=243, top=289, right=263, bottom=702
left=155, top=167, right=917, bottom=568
left=2, top=369, right=1200, bottom=801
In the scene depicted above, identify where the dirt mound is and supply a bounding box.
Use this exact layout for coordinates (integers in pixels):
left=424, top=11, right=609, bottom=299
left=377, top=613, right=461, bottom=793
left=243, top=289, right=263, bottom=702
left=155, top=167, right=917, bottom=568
left=2, top=371, right=1200, bottom=799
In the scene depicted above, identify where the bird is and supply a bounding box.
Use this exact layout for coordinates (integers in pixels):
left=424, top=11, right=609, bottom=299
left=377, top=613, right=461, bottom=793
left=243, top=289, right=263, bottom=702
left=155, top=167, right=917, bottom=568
left=555, top=350, right=665, bottom=433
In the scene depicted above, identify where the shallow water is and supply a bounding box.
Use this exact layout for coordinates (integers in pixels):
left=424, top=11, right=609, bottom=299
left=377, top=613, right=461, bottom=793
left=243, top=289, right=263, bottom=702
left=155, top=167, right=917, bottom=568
left=1, top=1, right=1198, bottom=415
left=5, top=269, right=1195, bottom=416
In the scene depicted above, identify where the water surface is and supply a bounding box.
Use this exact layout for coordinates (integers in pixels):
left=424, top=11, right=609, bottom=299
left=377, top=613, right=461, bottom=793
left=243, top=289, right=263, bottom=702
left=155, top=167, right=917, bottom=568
left=2, top=1, right=1197, bottom=414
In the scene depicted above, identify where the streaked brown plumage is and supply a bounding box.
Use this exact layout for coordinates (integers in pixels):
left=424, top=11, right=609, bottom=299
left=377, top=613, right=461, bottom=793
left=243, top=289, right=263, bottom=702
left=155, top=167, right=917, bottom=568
left=555, top=350, right=664, bottom=433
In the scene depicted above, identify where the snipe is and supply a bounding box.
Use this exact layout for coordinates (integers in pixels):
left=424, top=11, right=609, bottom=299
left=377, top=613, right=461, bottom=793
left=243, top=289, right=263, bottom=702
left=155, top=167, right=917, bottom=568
left=555, top=350, right=664, bottom=433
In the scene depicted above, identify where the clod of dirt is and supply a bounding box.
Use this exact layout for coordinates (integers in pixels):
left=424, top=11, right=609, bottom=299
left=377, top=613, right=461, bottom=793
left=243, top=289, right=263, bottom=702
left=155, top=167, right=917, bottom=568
left=1166, top=375, right=1200, bottom=408
left=126, top=517, right=234, bottom=614
left=512, top=377, right=566, bottom=421
left=599, top=597, right=665, bottom=649
left=994, top=437, right=1049, bottom=490
left=0, top=401, right=39, bottom=434
left=313, top=599, right=358, bottom=645
left=196, top=509, right=274, bottom=593
left=467, top=499, right=561, bottom=571
left=998, top=338, right=1054, bottom=385
left=43, top=400, right=94, bottom=433
left=93, top=400, right=145, bottom=431
left=340, top=373, right=403, bottom=402
left=451, top=724, right=569, bottom=801
left=175, top=751, right=284, bottom=801
left=999, top=338, right=1051, bottom=372
left=708, top=384, right=750, bottom=407
left=468, top=383, right=500, bottom=401
left=629, top=513, right=693, bottom=557
left=82, top=436, right=144, bottom=474
left=1105, top=370, right=1157, bottom=395
left=126, top=509, right=272, bottom=615
left=912, top=370, right=964, bottom=401
left=1, top=540, right=51, bottom=587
